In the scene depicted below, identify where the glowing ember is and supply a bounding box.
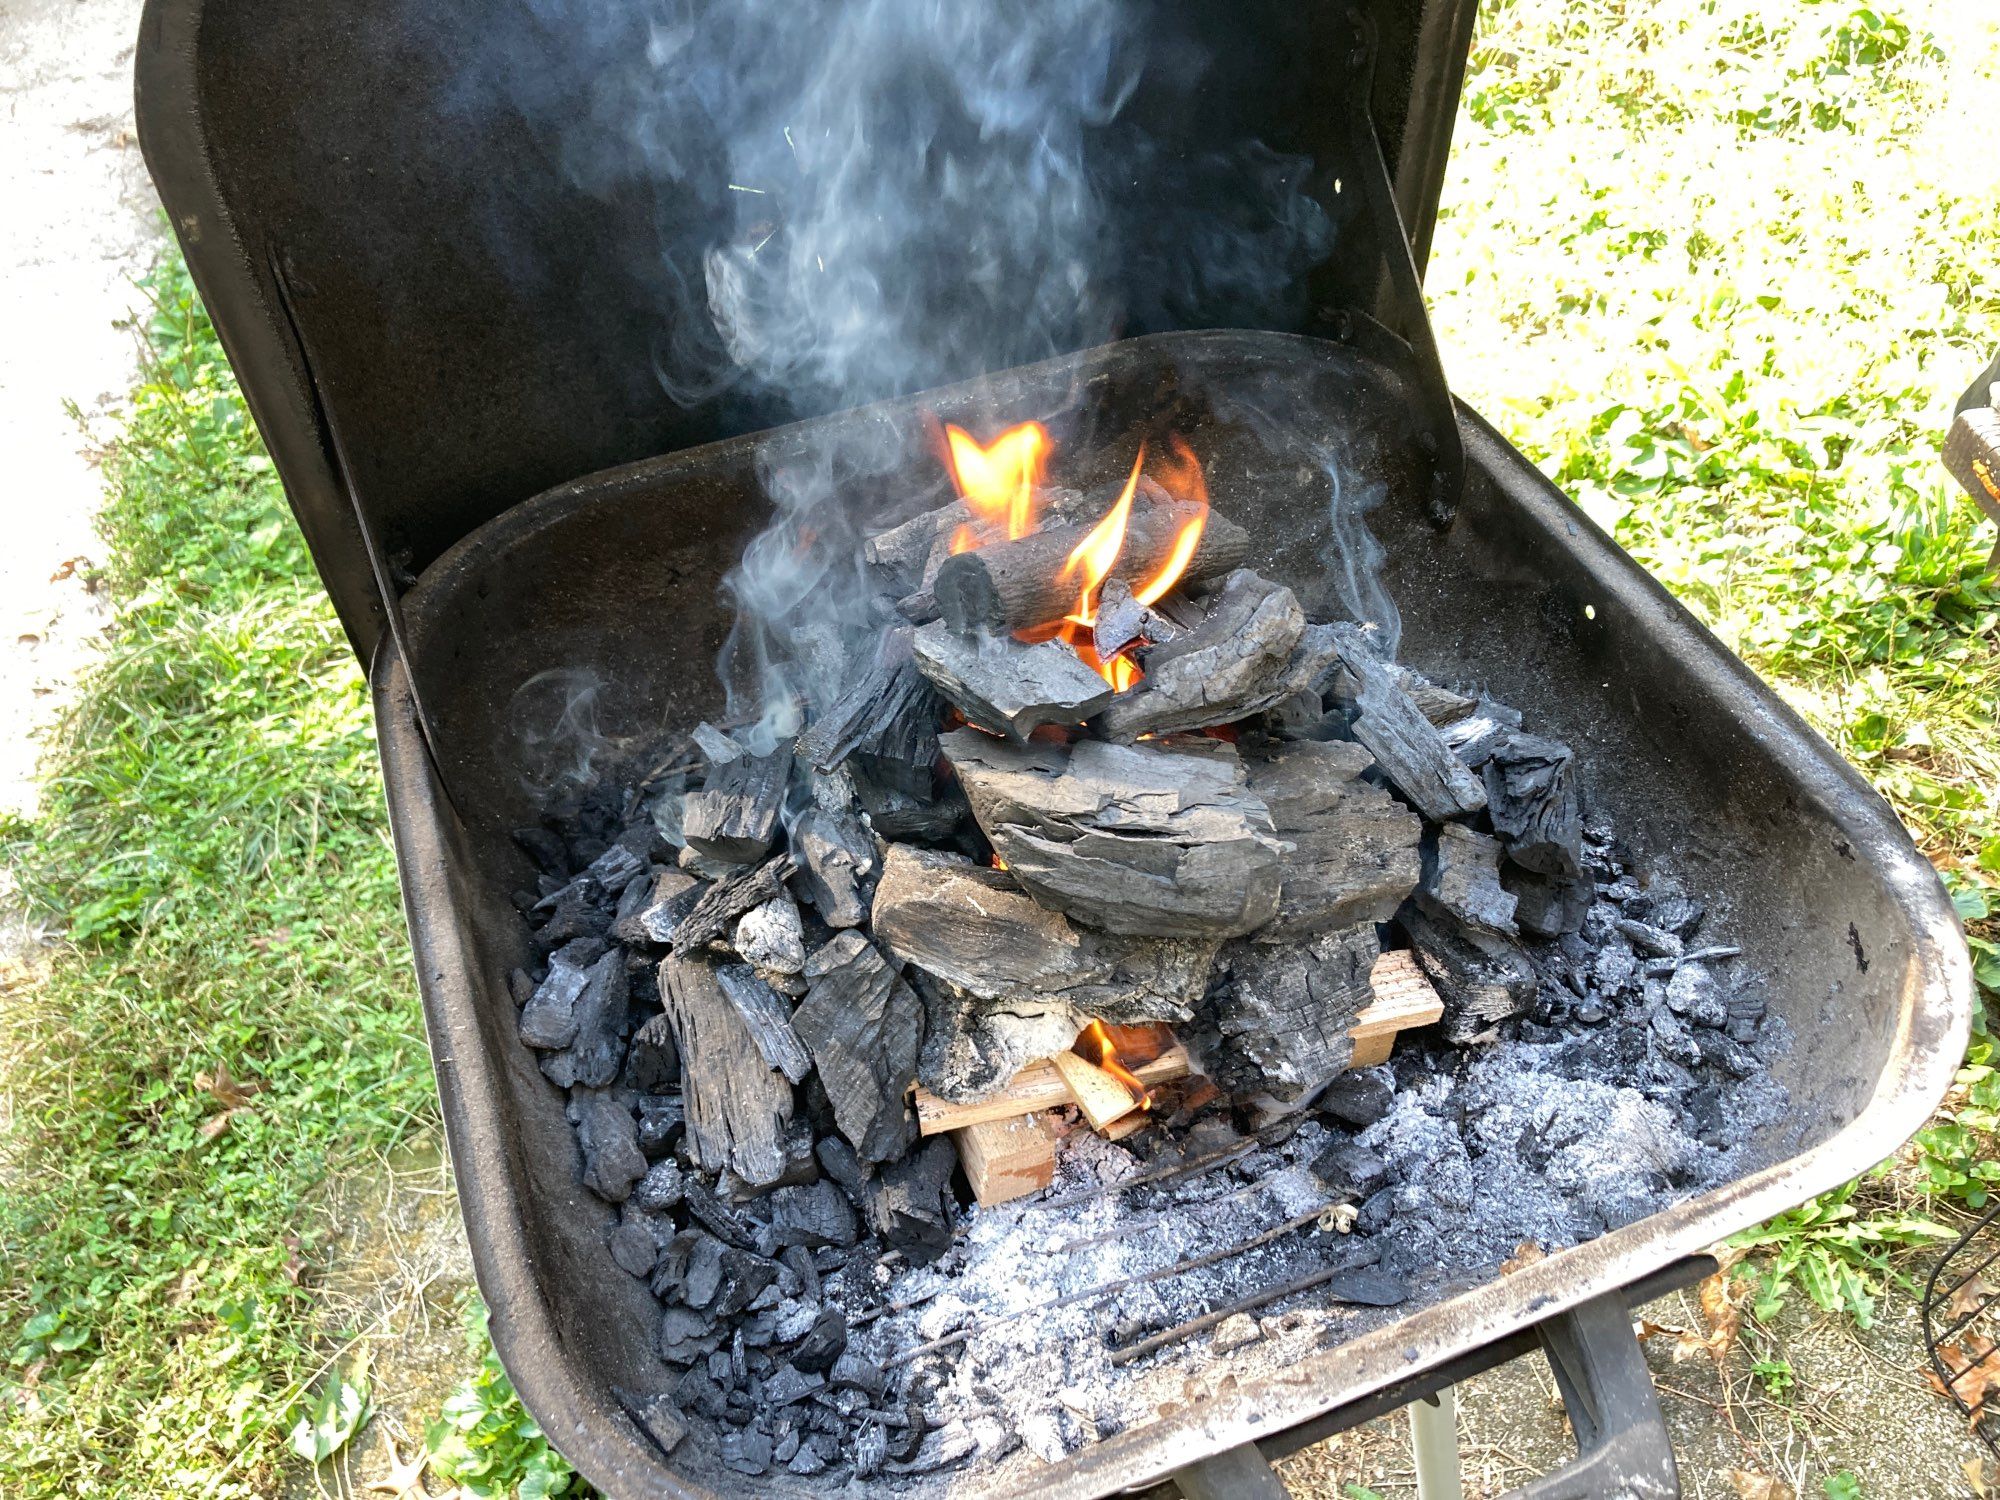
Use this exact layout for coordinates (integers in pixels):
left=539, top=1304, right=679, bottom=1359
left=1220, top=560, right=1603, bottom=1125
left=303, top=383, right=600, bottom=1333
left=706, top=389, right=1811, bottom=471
left=1077, top=1019, right=1151, bottom=1109
left=944, top=421, right=1049, bottom=552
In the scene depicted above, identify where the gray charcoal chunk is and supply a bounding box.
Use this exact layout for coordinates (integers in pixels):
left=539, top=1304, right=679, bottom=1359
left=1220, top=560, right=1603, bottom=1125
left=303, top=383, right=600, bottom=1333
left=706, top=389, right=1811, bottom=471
left=829, top=1352, right=886, bottom=1399
left=541, top=950, right=628, bottom=1090
left=734, top=892, right=807, bottom=975
left=1617, top=918, right=1683, bottom=959
left=791, top=807, right=878, bottom=929
left=632, top=1159, right=687, bottom=1213
left=793, top=931, right=923, bottom=1164
left=1311, top=1141, right=1388, bottom=1202
left=570, top=1090, right=647, bottom=1203
left=761, top=1364, right=826, bottom=1407
left=615, top=1387, right=690, bottom=1455
left=722, top=1427, right=774, bottom=1475
left=1187, top=925, right=1379, bottom=1102
left=611, top=869, right=702, bottom=946
left=1401, top=900, right=1538, bottom=1044
left=1319, top=1071, right=1394, bottom=1128
left=1665, top=964, right=1729, bottom=1028
left=1326, top=1267, right=1410, bottom=1307
left=1245, top=740, right=1423, bottom=942
left=1327, top=626, right=1487, bottom=821
left=518, top=949, right=591, bottom=1049
left=911, top=622, right=1113, bottom=741
left=714, top=964, right=813, bottom=1084
left=684, top=750, right=791, bottom=865
left=658, top=1306, right=721, bottom=1366
left=854, top=1422, right=889, bottom=1478
left=1421, top=824, right=1519, bottom=937
left=1695, top=1029, right=1760, bottom=1079
left=1482, top=732, right=1583, bottom=877
left=608, top=1220, right=660, bottom=1277
left=659, top=954, right=795, bottom=1187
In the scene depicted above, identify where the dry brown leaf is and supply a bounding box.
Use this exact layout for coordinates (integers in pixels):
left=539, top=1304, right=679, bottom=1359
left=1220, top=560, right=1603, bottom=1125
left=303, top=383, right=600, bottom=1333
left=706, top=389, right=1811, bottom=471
left=1501, top=1241, right=1546, bottom=1275
left=1696, top=1266, right=1747, bottom=1364
left=1968, top=1456, right=1996, bottom=1499
left=200, top=1062, right=262, bottom=1109
left=1634, top=1318, right=1685, bottom=1342
left=1949, top=1273, right=1994, bottom=1326
left=1927, top=1334, right=2000, bottom=1427
left=197, top=1109, right=240, bottom=1142
left=1725, top=1469, right=1793, bottom=1500
left=282, top=1234, right=305, bottom=1286
left=1708, top=1242, right=1750, bottom=1278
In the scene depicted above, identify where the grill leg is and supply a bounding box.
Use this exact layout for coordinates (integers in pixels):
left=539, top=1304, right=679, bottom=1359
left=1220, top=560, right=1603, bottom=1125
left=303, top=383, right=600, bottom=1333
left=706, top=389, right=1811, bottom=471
left=1171, top=1442, right=1292, bottom=1499
left=1410, top=1387, right=1465, bottom=1500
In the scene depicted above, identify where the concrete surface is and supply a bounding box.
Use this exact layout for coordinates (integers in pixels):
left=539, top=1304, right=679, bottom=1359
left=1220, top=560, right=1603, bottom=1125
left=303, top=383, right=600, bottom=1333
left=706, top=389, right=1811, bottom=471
left=0, top=0, right=159, bottom=843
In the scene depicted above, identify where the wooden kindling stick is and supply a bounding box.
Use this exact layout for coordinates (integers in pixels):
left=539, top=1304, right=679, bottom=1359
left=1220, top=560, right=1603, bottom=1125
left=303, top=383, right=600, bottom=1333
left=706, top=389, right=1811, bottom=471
left=881, top=1204, right=1331, bottom=1370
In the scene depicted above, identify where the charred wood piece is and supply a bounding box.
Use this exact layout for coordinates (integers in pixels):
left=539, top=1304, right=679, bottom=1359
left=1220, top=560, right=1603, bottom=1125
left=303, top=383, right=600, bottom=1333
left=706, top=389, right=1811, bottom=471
left=1188, top=925, right=1381, bottom=1102
left=671, top=856, right=794, bottom=956
left=714, top=964, right=813, bottom=1084
left=792, top=931, right=923, bottom=1164
left=1422, top=824, right=1520, bottom=937
left=790, top=808, right=877, bottom=929
left=659, top=954, right=797, bottom=1187
left=910, top=623, right=1112, bottom=741
left=536, top=949, right=627, bottom=1090
left=912, top=970, right=1088, bottom=1105
left=1400, top=899, right=1538, bottom=1044
left=1244, top=740, right=1424, bottom=942
left=610, top=868, right=700, bottom=946
left=871, top=842, right=1217, bottom=1018
left=1506, top=867, right=1593, bottom=938
left=1482, top=731, right=1584, bottom=878
left=933, top=503, right=1248, bottom=637
left=1093, top=571, right=1338, bottom=741
left=942, top=729, right=1285, bottom=939
left=866, top=1137, right=957, bottom=1265
left=798, top=628, right=941, bottom=781
left=1328, top=628, right=1488, bottom=822
left=682, top=749, right=791, bottom=865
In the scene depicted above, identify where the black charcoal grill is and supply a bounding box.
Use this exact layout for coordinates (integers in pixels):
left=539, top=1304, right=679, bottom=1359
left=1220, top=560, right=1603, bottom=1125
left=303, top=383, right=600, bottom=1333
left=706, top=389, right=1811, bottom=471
left=135, top=0, right=1973, bottom=1494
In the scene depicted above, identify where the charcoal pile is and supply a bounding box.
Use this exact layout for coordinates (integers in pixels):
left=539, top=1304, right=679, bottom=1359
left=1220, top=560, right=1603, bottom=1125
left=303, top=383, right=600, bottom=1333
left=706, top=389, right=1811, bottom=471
left=500, top=432, right=1786, bottom=1486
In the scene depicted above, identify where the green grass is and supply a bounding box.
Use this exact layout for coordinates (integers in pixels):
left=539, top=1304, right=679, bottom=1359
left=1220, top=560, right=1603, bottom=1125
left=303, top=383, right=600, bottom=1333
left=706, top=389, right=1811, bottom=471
left=0, top=257, right=435, bottom=1496
left=1, top=2, right=1997, bottom=1495
left=1428, top=0, right=2000, bottom=1333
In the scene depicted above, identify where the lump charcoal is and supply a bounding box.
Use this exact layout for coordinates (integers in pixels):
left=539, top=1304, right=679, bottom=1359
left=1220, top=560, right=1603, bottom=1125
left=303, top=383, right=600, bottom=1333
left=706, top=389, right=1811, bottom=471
left=635, top=1095, right=684, bottom=1160
left=1666, top=963, right=1729, bottom=1029
left=1092, top=576, right=1150, bottom=662
left=569, top=1089, right=647, bottom=1203
left=1651, top=893, right=1706, bottom=938
left=1506, top=867, right=1593, bottom=939
left=692, top=721, right=746, bottom=766
left=911, top=622, right=1113, bottom=741
left=1400, top=901, right=1538, bottom=1045
left=720, top=1118, right=822, bottom=1200
left=1482, top=732, right=1583, bottom=877
left=762, top=1363, right=826, bottom=1408
left=1327, top=1267, right=1411, bottom=1307
left=583, top=838, right=649, bottom=893
left=1319, top=1071, right=1394, bottom=1129
left=713, top=964, right=813, bottom=1084
left=611, top=869, right=701, bottom=946
left=672, top=855, right=793, bottom=956
left=615, top=1387, right=691, bottom=1456
left=759, top=1179, right=860, bottom=1251
left=1695, top=1029, right=1760, bottom=1079
left=889, top=1421, right=980, bottom=1475
left=713, top=1250, right=783, bottom=1318
left=518, top=941, right=597, bottom=1050
left=791, top=807, right=878, bottom=928
left=633, top=1158, right=687, bottom=1213
left=1440, top=700, right=1524, bottom=769
left=1093, top=571, right=1338, bottom=740
left=799, top=628, right=941, bottom=777
left=789, top=1307, right=849, bottom=1374
left=683, top=750, right=792, bottom=865
left=913, top=969, right=1085, bottom=1104
left=539, top=949, right=628, bottom=1090
left=733, top=891, right=807, bottom=975
left=609, top=1219, right=661, bottom=1277
left=1421, top=824, right=1519, bottom=937
left=793, top=931, right=923, bottom=1163
left=531, top=877, right=616, bottom=949
left=1311, top=1141, right=1389, bottom=1202
left=623, top=1014, right=680, bottom=1094
left=1327, top=627, right=1487, bottom=822
left=941, top=730, right=1285, bottom=940
left=658, top=1306, right=723, bottom=1367
left=851, top=763, right=966, bottom=843
left=864, top=494, right=968, bottom=587
left=1244, top=740, right=1423, bottom=942
left=867, top=1137, right=957, bottom=1265
left=1187, top=925, right=1380, bottom=1102
left=682, top=1178, right=758, bottom=1250
left=512, top=825, right=570, bottom=879
left=871, top=843, right=1216, bottom=1018
left=1617, top=917, right=1683, bottom=960
left=815, top=1135, right=874, bottom=1205
left=659, top=954, right=796, bottom=1187
left=722, top=1427, right=774, bottom=1476
left=830, top=1352, right=887, bottom=1400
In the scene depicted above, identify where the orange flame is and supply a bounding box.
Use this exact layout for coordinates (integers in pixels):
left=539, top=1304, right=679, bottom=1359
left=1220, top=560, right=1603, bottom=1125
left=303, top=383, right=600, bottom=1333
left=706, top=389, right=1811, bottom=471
left=1078, top=1019, right=1151, bottom=1109
left=945, top=421, right=1049, bottom=551
left=1134, top=436, right=1208, bottom=607
left=1051, top=448, right=1146, bottom=691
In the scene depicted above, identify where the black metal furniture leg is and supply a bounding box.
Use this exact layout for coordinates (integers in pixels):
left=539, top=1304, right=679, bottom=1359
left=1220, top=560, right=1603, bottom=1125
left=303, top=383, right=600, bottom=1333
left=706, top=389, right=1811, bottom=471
left=1172, top=1441, right=1294, bottom=1499
left=1505, top=1291, right=1678, bottom=1499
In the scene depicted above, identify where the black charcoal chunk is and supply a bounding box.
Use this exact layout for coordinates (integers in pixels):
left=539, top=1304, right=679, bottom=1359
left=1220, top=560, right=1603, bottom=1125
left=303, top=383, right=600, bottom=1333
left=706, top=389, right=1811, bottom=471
left=1617, top=918, right=1683, bottom=959
left=518, top=945, right=593, bottom=1050
left=1400, top=900, right=1538, bottom=1044
left=512, top=826, right=570, bottom=878
left=659, top=1306, right=722, bottom=1366
left=714, top=964, right=813, bottom=1084
left=1311, top=1141, right=1389, bottom=1202
left=1481, top=732, right=1583, bottom=877
left=867, top=1137, right=958, bottom=1265
left=1327, top=626, right=1487, bottom=822
left=611, top=869, right=702, bottom=946
left=684, top=750, right=791, bottom=865
left=609, top=1219, right=661, bottom=1277
left=911, top=622, right=1113, bottom=741
left=761, top=1179, right=860, bottom=1251
left=540, top=949, right=627, bottom=1090
left=1187, top=925, right=1379, bottom=1102
left=570, top=1089, right=647, bottom=1203
left=722, top=1427, right=774, bottom=1475
left=793, top=931, right=924, bottom=1164
left=1319, top=1071, right=1395, bottom=1128
left=659, top=955, right=795, bottom=1187
left=1327, top=1267, right=1411, bottom=1307
left=791, top=807, right=879, bottom=929
left=634, top=1096, right=685, bottom=1161
left=632, top=1159, right=687, bottom=1213
left=623, top=1013, right=680, bottom=1094
left=615, top=1387, right=690, bottom=1456
left=789, top=1307, right=849, bottom=1373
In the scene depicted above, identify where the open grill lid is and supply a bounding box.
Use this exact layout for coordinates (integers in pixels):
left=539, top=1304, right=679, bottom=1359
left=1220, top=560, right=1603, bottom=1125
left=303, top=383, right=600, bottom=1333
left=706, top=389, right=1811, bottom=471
left=135, top=0, right=1479, bottom=662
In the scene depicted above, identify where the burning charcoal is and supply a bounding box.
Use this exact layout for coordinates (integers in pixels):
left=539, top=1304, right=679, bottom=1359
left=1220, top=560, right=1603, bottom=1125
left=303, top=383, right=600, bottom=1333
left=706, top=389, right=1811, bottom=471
left=569, top=1089, right=647, bottom=1203
left=517, top=940, right=599, bottom=1050
left=540, top=949, right=627, bottom=1090
left=1092, top=576, right=1149, bottom=661
left=1400, top=901, right=1538, bottom=1045
left=799, top=628, right=941, bottom=777
left=512, top=825, right=570, bottom=879
left=684, top=750, right=791, bottom=865
left=713, top=964, right=813, bottom=1084
left=1245, top=740, right=1423, bottom=942
left=608, top=1219, right=661, bottom=1278
left=1482, top=732, right=1583, bottom=877
left=732, top=892, right=807, bottom=977
left=1320, top=1071, right=1394, bottom=1129
left=615, top=1387, right=690, bottom=1456
left=1093, top=571, right=1337, bottom=740
left=789, top=1307, right=849, bottom=1374
left=1187, top=925, right=1379, bottom=1102
left=1258, top=688, right=1334, bottom=742
left=942, top=730, right=1286, bottom=939
left=872, top=843, right=1216, bottom=1017
left=1617, top=917, right=1683, bottom=960
left=659, top=1307, right=723, bottom=1367
left=910, top=623, right=1114, bottom=741
left=1421, top=825, right=1519, bottom=937
left=793, top=931, right=923, bottom=1163
left=1312, top=1140, right=1389, bottom=1202
left=611, top=869, right=700, bottom=945
left=672, top=855, right=793, bottom=956
left=1440, top=700, right=1524, bottom=769
left=850, top=766, right=967, bottom=843
left=830, top=1353, right=886, bottom=1400
left=1327, top=1267, right=1411, bottom=1307
left=722, top=1428, right=774, bottom=1476
left=632, top=1159, right=687, bottom=1213
left=1327, top=628, right=1488, bottom=822
left=867, top=1136, right=957, bottom=1265
left=1506, top=867, right=1592, bottom=939
left=623, top=1014, right=680, bottom=1094
left=863, top=493, right=970, bottom=587
left=913, top=974, right=1085, bottom=1104
left=790, top=807, right=878, bottom=929
left=634, top=1095, right=684, bottom=1161
left=659, top=954, right=796, bottom=1187
left=933, top=501, right=1248, bottom=637
left=1666, top=964, right=1729, bottom=1029
left=759, top=1179, right=861, bottom=1251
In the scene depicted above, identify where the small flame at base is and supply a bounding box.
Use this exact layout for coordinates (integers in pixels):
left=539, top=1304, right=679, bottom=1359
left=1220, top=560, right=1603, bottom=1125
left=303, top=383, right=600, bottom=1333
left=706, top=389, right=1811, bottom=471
left=1078, top=1019, right=1151, bottom=1109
